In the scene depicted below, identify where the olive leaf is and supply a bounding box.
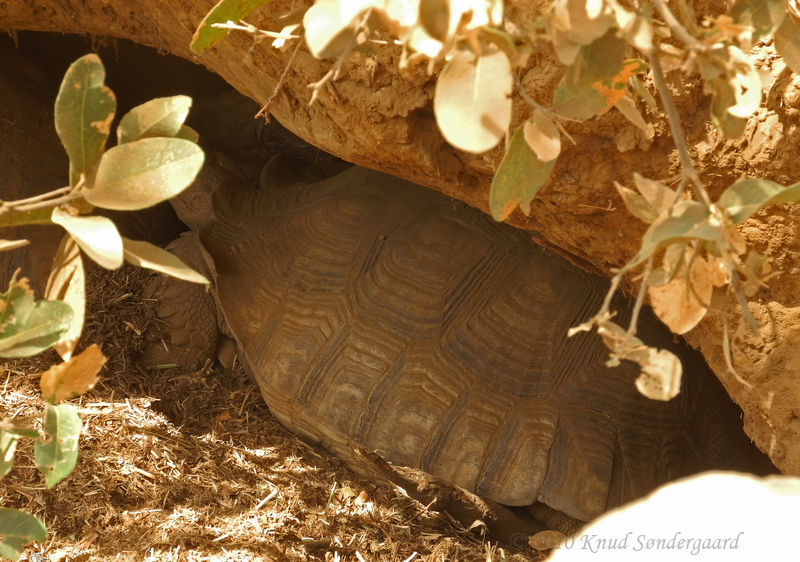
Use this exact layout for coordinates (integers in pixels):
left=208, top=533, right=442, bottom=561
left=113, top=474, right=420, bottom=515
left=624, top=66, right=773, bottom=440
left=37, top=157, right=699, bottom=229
left=44, top=235, right=85, bottom=361
left=0, top=423, right=40, bottom=478
left=434, top=47, right=512, bottom=153
left=490, top=124, right=557, bottom=221
left=51, top=207, right=123, bottom=270
left=630, top=200, right=721, bottom=267
left=614, top=182, right=659, bottom=223
left=0, top=279, right=73, bottom=359
left=729, top=0, right=786, bottom=43
left=33, top=403, right=81, bottom=488
left=191, top=0, right=274, bottom=52
left=117, top=95, right=192, bottom=144
left=83, top=137, right=205, bottom=211
left=122, top=238, right=209, bottom=284
left=0, top=509, right=47, bottom=561
left=419, top=0, right=450, bottom=41
left=54, top=54, right=116, bottom=186
left=718, top=178, right=800, bottom=224
left=614, top=92, right=648, bottom=131
left=710, top=77, right=747, bottom=138
left=40, top=343, right=105, bottom=404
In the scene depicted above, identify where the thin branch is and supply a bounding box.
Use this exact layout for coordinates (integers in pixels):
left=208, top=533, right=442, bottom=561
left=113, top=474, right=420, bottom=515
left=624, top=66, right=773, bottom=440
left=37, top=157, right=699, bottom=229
left=517, top=87, right=578, bottom=146
left=211, top=20, right=301, bottom=41
left=256, top=37, right=303, bottom=120
left=627, top=255, right=654, bottom=336
left=2, top=185, right=71, bottom=208
left=12, top=191, right=84, bottom=213
left=651, top=0, right=705, bottom=53
left=647, top=48, right=713, bottom=208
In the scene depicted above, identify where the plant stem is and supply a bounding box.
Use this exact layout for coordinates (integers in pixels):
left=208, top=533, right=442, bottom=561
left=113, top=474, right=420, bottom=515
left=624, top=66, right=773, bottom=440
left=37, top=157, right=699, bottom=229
left=647, top=48, right=713, bottom=208
left=628, top=255, right=653, bottom=336
left=651, top=0, right=704, bottom=53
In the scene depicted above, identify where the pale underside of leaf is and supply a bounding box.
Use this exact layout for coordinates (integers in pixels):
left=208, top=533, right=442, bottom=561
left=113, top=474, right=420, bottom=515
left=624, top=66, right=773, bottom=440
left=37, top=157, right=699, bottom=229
left=614, top=92, right=649, bottom=131
left=122, top=238, right=209, bottom=284
left=51, top=207, right=123, bottom=270
left=434, top=48, right=512, bottom=154
left=303, top=0, right=359, bottom=59
left=524, top=110, right=562, bottom=162
left=117, top=95, right=192, bottom=144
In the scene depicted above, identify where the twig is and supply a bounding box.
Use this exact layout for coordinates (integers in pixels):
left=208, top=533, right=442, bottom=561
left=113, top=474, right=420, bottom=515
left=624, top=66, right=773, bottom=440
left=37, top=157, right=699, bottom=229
left=211, top=20, right=301, bottom=41
left=651, top=0, right=705, bottom=53
left=9, top=191, right=84, bottom=213
left=517, top=87, right=578, bottom=146
left=3, top=185, right=71, bottom=207
left=256, top=37, right=303, bottom=120
left=627, top=255, right=654, bottom=336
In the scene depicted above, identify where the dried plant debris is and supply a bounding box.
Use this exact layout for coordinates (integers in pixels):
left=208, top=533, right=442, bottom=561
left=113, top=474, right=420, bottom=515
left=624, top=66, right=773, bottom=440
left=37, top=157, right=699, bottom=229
left=0, top=263, right=535, bottom=561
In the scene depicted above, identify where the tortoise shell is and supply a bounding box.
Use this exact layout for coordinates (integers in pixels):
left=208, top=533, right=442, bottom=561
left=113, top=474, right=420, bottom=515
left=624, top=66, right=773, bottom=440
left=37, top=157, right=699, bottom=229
left=200, top=166, right=766, bottom=522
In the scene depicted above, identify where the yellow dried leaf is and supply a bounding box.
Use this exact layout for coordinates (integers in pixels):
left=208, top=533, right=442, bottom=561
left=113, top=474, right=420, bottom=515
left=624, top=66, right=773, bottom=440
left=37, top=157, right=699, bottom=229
left=648, top=254, right=713, bottom=334
left=40, top=343, right=105, bottom=403
left=45, top=235, right=85, bottom=361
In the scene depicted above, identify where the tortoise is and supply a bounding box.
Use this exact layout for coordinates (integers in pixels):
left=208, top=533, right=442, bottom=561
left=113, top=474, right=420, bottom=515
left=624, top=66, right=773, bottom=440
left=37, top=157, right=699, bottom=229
left=142, top=155, right=773, bottom=535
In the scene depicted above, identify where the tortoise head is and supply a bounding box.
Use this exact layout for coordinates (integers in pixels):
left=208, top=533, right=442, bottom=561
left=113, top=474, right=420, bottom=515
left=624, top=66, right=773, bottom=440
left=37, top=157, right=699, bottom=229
left=171, top=148, right=247, bottom=231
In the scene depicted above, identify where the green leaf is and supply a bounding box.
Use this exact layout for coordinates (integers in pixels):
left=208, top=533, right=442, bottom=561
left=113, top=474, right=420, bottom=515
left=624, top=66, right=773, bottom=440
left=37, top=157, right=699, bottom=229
left=117, top=96, right=193, bottom=144
left=191, top=0, right=274, bottom=52
left=434, top=48, right=513, bottom=153
left=630, top=200, right=720, bottom=267
left=566, top=30, right=626, bottom=90
left=489, top=124, right=557, bottom=221
left=0, top=423, right=39, bottom=479
left=0, top=429, right=20, bottom=479
left=54, top=54, right=116, bottom=186
left=84, top=137, right=205, bottom=211
left=718, top=178, right=800, bottom=224
left=775, top=16, right=800, bottom=75
left=122, top=238, right=209, bottom=284
left=51, top=208, right=123, bottom=270
left=710, top=78, right=747, bottom=138
left=34, top=403, right=81, bottom=488
left=0, top=281, right=73, bottom=359
left=551, top=78, right=607, bottom=121
left=0, top=508, right=47, bottom=560
left=729, top=0, right=786, bottom=43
